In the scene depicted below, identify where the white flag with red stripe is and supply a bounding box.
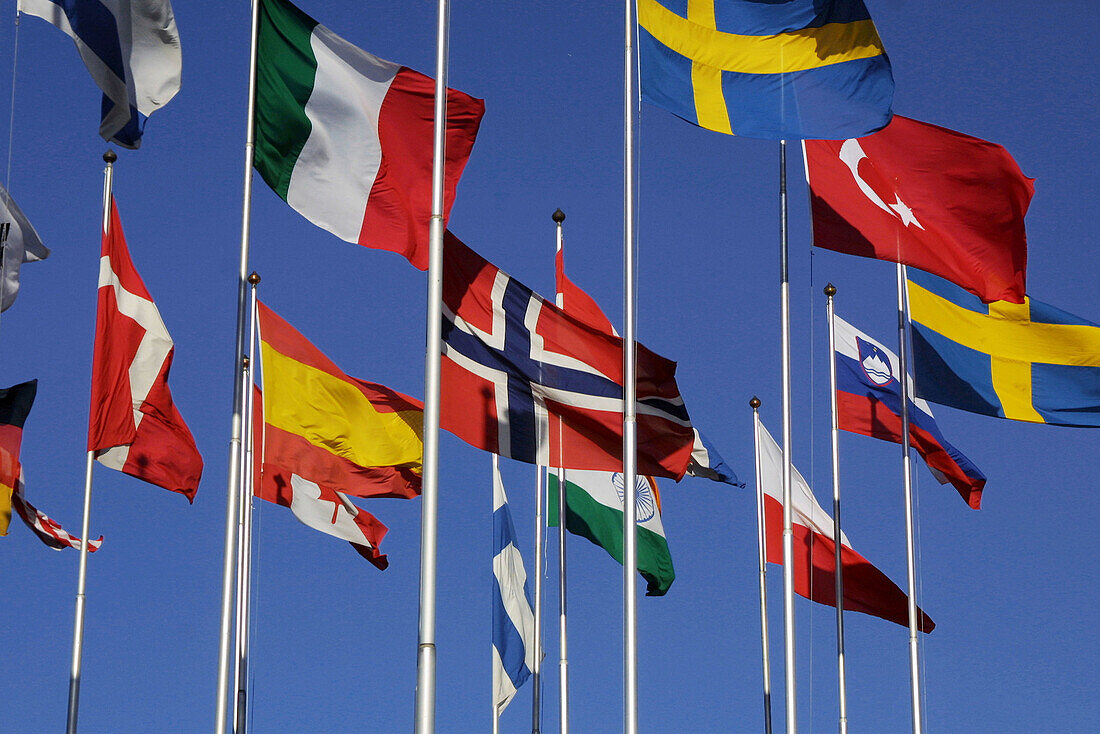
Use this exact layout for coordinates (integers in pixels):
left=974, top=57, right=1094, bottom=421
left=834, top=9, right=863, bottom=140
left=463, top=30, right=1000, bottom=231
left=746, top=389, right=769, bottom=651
left=11, top=471, right=102, bottom=552
left=756, top=420, right=933, bottom=631
left=87, top=198, right=202, bottom=500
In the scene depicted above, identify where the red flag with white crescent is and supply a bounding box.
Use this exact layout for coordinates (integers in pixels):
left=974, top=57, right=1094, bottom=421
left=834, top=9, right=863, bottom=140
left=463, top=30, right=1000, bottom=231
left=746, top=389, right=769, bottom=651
left=805, top=115, right=1033, bottom=304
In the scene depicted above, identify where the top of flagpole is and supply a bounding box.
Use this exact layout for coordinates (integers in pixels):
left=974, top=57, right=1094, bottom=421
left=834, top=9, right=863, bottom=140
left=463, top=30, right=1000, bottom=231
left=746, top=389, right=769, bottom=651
left=750, top=396, right=761, bottom=409
left=103, top=149, right=117, bottom=164
left=248, top=271, right=260, bottom=285
left=824, top=283, right=837, bottom=297
left=552, top=208, right=565, bottom=223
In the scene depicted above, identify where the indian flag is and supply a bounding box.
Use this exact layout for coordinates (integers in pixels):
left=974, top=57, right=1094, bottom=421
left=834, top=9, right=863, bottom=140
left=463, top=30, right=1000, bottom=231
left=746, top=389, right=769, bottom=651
left=548, top=469, right=675, bottom=596
left=253, top=0, right=484, bottom=269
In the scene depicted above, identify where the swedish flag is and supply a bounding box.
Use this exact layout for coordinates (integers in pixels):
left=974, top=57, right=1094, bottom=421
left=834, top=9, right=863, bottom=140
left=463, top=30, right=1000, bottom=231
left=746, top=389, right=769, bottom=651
left=638, top=0, right=894, bottom=140
left=908, top=271, right=1100, bottom=427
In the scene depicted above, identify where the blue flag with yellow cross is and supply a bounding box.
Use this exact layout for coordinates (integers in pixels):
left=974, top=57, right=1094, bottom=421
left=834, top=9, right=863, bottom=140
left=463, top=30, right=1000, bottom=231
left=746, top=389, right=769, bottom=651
left=907, top=271, right=1100, bottom=427
left=638, top=0, right=894, bottom=139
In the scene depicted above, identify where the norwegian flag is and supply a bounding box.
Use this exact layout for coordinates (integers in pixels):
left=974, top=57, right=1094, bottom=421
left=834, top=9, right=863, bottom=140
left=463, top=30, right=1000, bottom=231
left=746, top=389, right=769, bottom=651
left=441, top=232, right=695, bottom=478
left=87, top=198, right=202, bottom=500
left=11, top=471, right=103, bottom=552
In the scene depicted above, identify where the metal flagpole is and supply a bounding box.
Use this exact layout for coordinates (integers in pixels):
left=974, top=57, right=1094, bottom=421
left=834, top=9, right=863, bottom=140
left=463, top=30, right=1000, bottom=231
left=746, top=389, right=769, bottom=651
left=492, top=453, right=501, bottom=734
left=895, top=263, right=924, bottom=734
left=232, top=273, right=261, bottom=734
left=532, top=465, right=545, bottom=734
left=65, top=148, right=116, bottom=734
left=750, top=397, right=774, bottom=734
left=622, top=0, right=639, bottom=731
left=552, top=208, right=569, bottom=734
left=216, top=1, right=261, bottom=730
left=824, top=284, right=849, bottom=734
left=778, top=139, right=798, bottom=734
left=414, top=0, right=451, bottom=729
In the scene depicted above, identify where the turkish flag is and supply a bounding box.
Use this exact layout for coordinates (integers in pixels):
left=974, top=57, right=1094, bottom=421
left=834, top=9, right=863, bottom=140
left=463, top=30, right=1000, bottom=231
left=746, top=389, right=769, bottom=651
left=805, top=115, right=1033, bottom=303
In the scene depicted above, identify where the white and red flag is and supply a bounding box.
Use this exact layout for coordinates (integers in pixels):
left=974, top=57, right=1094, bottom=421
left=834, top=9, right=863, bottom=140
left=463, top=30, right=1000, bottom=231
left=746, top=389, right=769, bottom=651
left=12, top=471, right=103, bottom=552
left=87, top=199, right=202, bottom=501
left=756, top=420, right=933, bottom=631
left=805, top=115, right=1033, bottom=304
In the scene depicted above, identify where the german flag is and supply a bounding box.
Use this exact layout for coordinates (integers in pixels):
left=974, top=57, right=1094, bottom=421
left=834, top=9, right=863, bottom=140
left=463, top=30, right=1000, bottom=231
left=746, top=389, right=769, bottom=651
left=1, top=380, right=36, bottom=535
left=257, top=302, right=422, bottom=499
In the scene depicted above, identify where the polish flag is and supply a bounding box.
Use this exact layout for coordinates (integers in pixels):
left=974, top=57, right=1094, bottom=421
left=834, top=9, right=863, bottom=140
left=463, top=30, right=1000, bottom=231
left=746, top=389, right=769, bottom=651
left=756, top=420, right=933, bottom=631
left=87, top=199, right=202, bottom=500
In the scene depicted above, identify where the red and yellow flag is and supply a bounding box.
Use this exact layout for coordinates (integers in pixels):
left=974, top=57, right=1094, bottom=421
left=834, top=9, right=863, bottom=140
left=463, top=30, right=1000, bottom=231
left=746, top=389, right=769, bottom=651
left=257, top=302, right=423, bottom=499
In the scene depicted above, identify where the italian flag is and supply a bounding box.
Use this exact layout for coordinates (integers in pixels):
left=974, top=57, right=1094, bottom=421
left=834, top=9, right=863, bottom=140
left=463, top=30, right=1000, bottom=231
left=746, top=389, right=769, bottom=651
left=253, top=0, right=484, bottom=269
left=548, top=469, right=675, bottom=596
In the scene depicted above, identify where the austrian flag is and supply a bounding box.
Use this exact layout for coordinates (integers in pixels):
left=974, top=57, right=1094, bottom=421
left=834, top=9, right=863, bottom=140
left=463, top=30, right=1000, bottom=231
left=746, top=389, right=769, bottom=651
left=88, top=199, right=202, bottom=500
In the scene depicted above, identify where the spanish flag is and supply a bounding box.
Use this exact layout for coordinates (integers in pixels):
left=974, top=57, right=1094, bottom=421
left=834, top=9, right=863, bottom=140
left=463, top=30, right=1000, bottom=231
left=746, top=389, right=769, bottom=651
left=0, top=380, right=36, bottom=536
left=257, top=302, right=423, bottom=499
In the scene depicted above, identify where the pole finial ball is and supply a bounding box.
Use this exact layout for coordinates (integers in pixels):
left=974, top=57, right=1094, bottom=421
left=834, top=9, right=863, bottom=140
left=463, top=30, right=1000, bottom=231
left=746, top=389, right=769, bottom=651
left=552, top=208, right=566, bottom=223
left=103, top=150, right=117, bottom=164
left=749, top=396, right=761, bottom=409
left=247, top=272, right=261, bottom=285
left=824, top=283, right=837, bottom=297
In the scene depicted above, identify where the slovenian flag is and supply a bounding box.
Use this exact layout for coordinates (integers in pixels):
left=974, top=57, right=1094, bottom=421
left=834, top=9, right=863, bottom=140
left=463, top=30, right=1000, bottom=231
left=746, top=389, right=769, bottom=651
left=253, top=0, right=484, bottom=270
left=833, top=314, right=986, bottom=509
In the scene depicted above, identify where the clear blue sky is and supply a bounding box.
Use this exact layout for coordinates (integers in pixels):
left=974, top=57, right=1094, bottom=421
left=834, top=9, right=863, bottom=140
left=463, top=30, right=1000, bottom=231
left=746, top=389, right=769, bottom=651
left=1, top=1, right=1096, bottom=731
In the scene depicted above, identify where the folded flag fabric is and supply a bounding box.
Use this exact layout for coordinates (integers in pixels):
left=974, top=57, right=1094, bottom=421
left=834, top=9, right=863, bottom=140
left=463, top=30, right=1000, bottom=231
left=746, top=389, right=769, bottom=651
left=684, top=429, right=743, bottom=487
left=19, top=0, right=182, bottom=148
left=11, top=471, right=103, bottom=552
left=756, top=420, right=933, bottom=631
left=806, top=115, right=1033, bottom=303
left=88, top=198, right=202, bottom=500
left=491, top=459, right=536, bottom=715
left=638, top=0, right=893, bottom=139
left=548, top=469, right=674, bottom=596
left=254, top=0, right=484, bottom=270
left=0, top=380, right=37, bottom=535
left=257, top=302, right=423, bottom=499
left=908, top=271, right=1100, bottom=427
left=834, top=314, right=986, bottom=509
left=0, top=184, right=50, bottom=313
left=441, top=231, right=695, bottom=478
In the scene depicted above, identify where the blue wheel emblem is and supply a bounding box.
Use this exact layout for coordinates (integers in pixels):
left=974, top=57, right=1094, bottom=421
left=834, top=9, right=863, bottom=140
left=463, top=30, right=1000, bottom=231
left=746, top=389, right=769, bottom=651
left=612, top=473, right=656, bottom=523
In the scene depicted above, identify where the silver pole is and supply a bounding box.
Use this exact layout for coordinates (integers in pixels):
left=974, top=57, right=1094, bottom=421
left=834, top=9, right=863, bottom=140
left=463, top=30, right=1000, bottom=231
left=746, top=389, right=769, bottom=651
left=824, top=285, right=848, bottom=734
left=895, top=264, right=924, bottom=734
left=622, top=0, right=639, bottom=731
left=216, top=2, right=261, bottom=731
left=552, top=208, right=569, bottom=734
left=65, top=451, right=96, bottom=734
left=492, top=452, right=501, bottom=734
left=233, top=274, right=261, bottom=734
left=414, top=0, right=450, bottom=729
left=750, top=397, right=773, bottom=734
left=532, top=465, right=544, bottom=734
left=778, top=139, right=798, bottom=734
left=66, top=149, right=116, bottom=734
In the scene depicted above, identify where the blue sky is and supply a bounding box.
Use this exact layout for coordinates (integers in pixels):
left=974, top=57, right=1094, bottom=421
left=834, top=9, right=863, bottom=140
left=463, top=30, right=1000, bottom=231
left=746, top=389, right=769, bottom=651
left=1, top=1, right=1096, bottom=732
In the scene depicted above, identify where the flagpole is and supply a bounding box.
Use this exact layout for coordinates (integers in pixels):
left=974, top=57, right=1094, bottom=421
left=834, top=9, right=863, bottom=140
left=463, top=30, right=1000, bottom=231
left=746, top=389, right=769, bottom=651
left=492, top=453, right=501, bottom=734
left=532, top=464, right=545, bottom=734
left=66, top=148, right=115, bottom=734
left=216, top=1, right=261, bottom=729
left=552, top=207, right=569, bottom=734
left=824, top=284, right=849, bottom=734
left=750, top=397, right=774, bottom=734
left=414, top=0, right=450, bottom=729
left=622, top=0, right=639, bottom=731
left=232, top=273, right=261, bottom=734
left=895, top=263, right=924, bottom=734
left=778, top=139, right=798, bottom=734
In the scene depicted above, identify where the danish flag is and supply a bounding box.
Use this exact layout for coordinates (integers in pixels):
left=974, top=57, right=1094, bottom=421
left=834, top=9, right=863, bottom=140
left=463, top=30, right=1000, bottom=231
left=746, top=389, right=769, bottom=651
left=440, top=232, right=695, bottom=478
left=87, top=199, right=202, bottom=500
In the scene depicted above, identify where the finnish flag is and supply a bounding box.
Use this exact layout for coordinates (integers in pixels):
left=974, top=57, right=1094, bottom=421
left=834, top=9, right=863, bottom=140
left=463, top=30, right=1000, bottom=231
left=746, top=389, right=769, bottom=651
left=19, top=0, right=182, bottom=148
left=491, top=456, right=536, bottom=717
left=0, top=184, right=49, bottom=313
